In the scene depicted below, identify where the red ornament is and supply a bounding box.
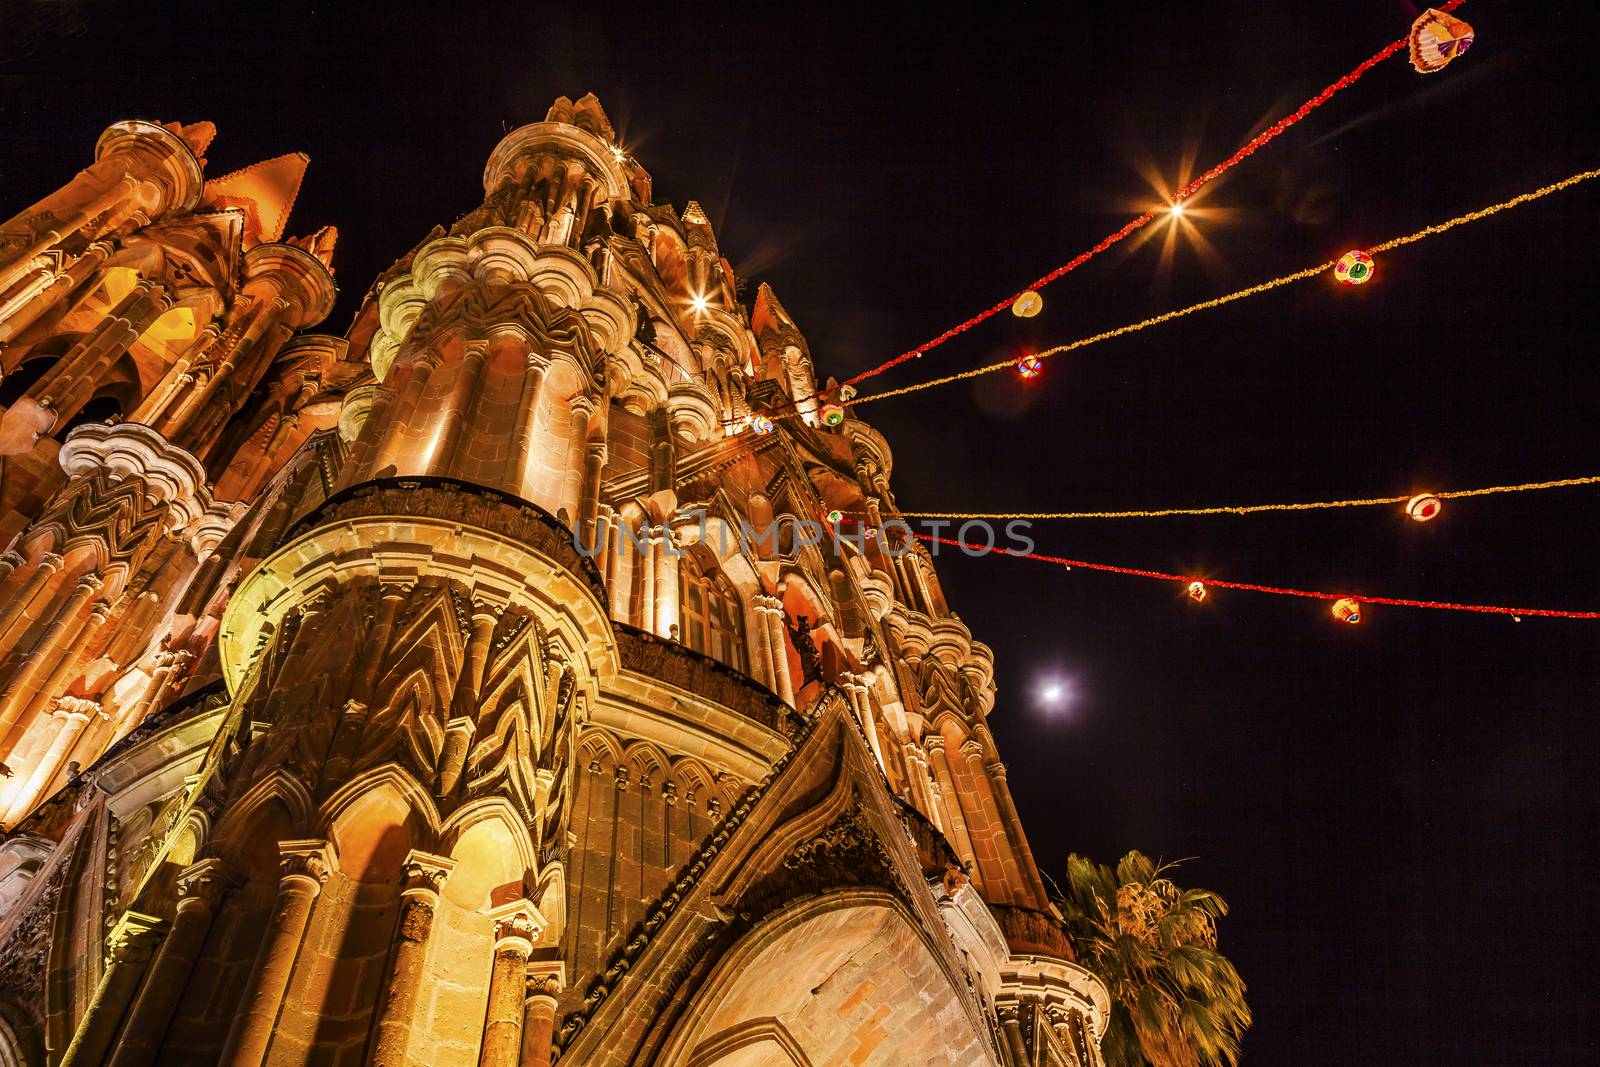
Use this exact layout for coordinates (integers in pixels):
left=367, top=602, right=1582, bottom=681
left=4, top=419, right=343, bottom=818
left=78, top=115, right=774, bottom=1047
left=1016, top=355, right=1044, bottom=380
left=1406, top=493, right=1442, bottom=522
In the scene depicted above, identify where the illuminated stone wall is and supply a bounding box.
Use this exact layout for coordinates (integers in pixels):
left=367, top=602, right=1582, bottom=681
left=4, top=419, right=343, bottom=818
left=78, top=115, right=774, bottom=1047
left=0, top=95, right=1108, bottom=1067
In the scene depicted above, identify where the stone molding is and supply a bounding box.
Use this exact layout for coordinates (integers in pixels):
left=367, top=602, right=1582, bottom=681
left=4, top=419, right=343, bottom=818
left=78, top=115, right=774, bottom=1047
left=58, top=422, right=212, bottom=530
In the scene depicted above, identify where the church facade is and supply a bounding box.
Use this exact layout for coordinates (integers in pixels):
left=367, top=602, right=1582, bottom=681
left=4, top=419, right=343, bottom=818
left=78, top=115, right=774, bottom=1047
left=0, top=94, right=1108, bottom=1066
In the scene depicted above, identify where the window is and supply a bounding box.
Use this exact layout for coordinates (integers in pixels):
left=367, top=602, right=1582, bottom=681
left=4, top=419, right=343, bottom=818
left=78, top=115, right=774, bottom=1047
left=680, top=565, right=746, bottom=673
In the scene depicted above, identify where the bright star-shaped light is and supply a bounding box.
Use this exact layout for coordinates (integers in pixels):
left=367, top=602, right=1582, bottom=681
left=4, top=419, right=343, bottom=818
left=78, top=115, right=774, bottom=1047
left=690, top=294, right=709, bottom=313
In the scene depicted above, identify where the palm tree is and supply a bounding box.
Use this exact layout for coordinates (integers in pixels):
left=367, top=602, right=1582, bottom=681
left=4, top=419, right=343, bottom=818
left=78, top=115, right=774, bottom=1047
left=1055, top=851, right=1251, bottom=1067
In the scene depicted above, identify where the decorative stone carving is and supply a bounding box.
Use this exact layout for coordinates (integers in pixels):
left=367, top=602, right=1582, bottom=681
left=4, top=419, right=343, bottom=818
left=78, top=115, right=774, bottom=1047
left=58, top=422, right=211, bottom=530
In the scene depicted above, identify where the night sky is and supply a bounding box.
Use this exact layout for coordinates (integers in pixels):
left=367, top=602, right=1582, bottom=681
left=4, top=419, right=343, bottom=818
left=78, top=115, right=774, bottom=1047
left=5, top=2, right=1598, bottom=1062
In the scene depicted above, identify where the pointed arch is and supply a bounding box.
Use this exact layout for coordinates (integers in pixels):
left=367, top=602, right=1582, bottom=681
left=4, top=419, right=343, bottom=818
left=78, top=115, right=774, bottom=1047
left=577, top=728, right=623, bottom=775
left=620, top=740, right=669, bottom=791
left=314, top=764, right=441, bottom=883
left=439, top=796, right=538, bottom=909
left=207, top=769, right=313, bottom=878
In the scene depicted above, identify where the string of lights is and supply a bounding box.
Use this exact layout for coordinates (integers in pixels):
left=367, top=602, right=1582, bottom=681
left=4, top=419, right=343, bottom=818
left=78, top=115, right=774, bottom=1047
left=842, top=0, right=1469, bottom=389
left=915, top=535, right=1600, bottom=621
left=902, top=475, right=1600, bottom=520
left=848, top=167, right=1600, bottom=408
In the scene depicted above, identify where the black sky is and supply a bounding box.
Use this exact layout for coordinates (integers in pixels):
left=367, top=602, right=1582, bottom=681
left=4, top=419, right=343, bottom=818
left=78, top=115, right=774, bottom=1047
left=4, top=1, right=1598, bottom=1062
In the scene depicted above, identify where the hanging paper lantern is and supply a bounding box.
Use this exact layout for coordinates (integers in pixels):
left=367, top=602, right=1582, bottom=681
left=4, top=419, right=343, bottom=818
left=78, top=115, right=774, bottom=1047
left=1334, top=250, right=1374, bottom=285
left=1406, top=493, right=1442, bottom=522
left=1016, top=355, right=1044, bottom=380
left=1012, top=290, right=1044, bottom=318
left=826, top=509, right=843, bottom=525
left=751, top=414, right=775, bottom=435
left=1186, top=580, right=1207, bottom=603
left=1332, top=598, right=1362, bottom=624
left=1409, top=9, right=1474, bottom=74
left=821, top=403, right=845, bottom=426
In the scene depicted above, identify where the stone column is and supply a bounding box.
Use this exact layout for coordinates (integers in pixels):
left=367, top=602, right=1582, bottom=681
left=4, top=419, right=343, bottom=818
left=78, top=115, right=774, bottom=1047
left=924, top=735, right=982, bottom=893
left=34, top=277, right=171, bottom=420
left=107, top=859, right=235, bottom=1067
left=478, top=901, right=541, bottom=1067
left=355, top=587, right=406, bottom=694
left=129, top=322, right=222, bottom=425
left=595, top=505, right=616, bottom=588
left=743, top=592, right=774, bottom=691
left=176, top=298, right=294, bottom=458
left=0, top=552, right=64, bottom=645
left=1055, top=1005, right=1102, bottom=1067
left=59, top=910, right=165, bottom=1067
left=652, top=523, right=679, bottom=640
left=432, top=339, right=489, bottom=477
left=368, top=852, right=454, bottom=1067
left=368, top=346, right=443, bottom=478
left=837, top=672, right=880, bottom=763
left=0, top=241, right=112, bottom=344
left=0, top=256, right=57, bottom=329
left=2, top=696, right=103, bottom=824
left=218, top=840, right=336, bottom=1067
left=121, top=648, right=193, bottom=729
left=638, top=528, right=657, bottom=631
left=0, top=571, right=102, bottom=752
left=985, top=758, right=1052, bottom=909
left=0, top=170, right=135, bottom=294
left=997, top=1003, right=1031, bottom=1064
left=902, top=742, right=942, bottom=831
left=519, top=967, right=564, bottom=1067
left=579, top=439, right=607, bottom=554
left=757, top=594, right=795, bottom=706
left=438, top=607, right=497, bottom=794
left=561, top=395, right=596, bottom=525
left=501, top=352, right=549, bottom=495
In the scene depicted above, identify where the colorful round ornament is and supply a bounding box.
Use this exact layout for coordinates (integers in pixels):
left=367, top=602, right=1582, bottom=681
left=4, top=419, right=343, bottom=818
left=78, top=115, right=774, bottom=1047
left=751, top=414, right=775, bottom=435
left=821, top=403, right=845, bottom=426
left=1332, top=597, right=1363, bottom=624
left=1016, top=355, right=1044, bottom=380
left=1186, top=580, right=1207, bottom=603
left=1334, top=250, right=1374, bottom=286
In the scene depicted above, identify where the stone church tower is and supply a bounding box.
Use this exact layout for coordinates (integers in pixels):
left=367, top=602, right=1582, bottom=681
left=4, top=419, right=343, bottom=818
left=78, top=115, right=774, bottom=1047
left=0, top=95, right=1108, bottom=1066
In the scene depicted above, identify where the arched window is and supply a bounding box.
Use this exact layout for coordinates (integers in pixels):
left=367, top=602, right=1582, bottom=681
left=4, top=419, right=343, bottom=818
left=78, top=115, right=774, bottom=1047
left=680, top=564, right=746, bottom=673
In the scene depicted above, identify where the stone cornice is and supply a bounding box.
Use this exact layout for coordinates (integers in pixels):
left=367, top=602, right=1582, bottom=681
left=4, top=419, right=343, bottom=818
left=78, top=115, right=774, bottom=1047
left=58, top=422, right=212, bottom=530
